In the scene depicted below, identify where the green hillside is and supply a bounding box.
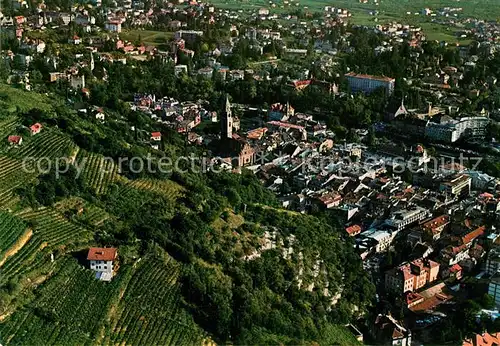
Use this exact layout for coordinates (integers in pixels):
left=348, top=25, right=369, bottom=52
left=0, top=84, right=373, bottom=345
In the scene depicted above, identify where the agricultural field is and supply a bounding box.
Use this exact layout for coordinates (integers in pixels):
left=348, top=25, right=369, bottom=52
left=0, top=257, right=128, bottom=345
left=54, top=197, right=111, bottom=227
left=0, top=84, right=52, bottom=113
left=74, top=150, right=124, bottom=194
left=0, top=212, right=28, bottom=264
left=0, top=116, right=19, bottom=143
left=125, top=178, right=185, bottom=202
left=0, top=155, right=35, bottom=208
left=0, top=254, right=204, bottom=346
left=0, top=207, right=92, bottom=284
left=0, top=130, right=77, bottom=208
left=101, top=255, right=204, bottom=346
left=215, top=0, right=500, bottom=21
left=15, top=207, right=92, bottom=247
left=211, top=0, right=500, bottom=43
left=12, top=130, right=77, bottom=162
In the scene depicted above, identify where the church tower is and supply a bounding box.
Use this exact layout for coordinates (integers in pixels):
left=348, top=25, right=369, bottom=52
left=90, top=52, right=95, bottom=72
left=221, top=96, right=233, bottom=139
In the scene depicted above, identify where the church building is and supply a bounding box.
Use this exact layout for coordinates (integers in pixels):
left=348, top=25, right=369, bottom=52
left=212, top=97, right=255, bottom=167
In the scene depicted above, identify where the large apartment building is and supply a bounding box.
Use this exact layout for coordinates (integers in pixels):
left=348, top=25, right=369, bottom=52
left=439, top=174, right=471, bottom=197
left=345, top=72, right=395, bottom=95
left=385, top=258, right=440, bottom=293
left=385, top=206, right=429, bottom=231
left=425, top=116, right=489, bottom=143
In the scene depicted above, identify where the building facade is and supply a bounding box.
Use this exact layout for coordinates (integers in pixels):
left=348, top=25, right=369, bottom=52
left=439, top=174, right=471, bottom=197
left=87, top=247, right=117, bottom=275
left=345, top=72, right=395, bottom=95
left=385, top=258, right=440, bottom=293
left=385, top=207, right=429, bottom=231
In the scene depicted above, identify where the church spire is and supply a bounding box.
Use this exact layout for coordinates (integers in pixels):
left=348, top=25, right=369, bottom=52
left=225, top=95, right=231, bottom=115
left=221, top=95, right=233, bottom=139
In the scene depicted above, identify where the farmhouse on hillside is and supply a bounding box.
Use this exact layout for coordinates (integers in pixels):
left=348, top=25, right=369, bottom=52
left=151, top=131, right=162, bottom=141
left=8, top=135, right=22, bottom=146
left=87, top=247, right=118, bottom=281
left=30, top=123, right=42, bottom=135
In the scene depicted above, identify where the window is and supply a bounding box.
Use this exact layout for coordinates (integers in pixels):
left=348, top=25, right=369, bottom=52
left=104, top=266, right=107, bottom=270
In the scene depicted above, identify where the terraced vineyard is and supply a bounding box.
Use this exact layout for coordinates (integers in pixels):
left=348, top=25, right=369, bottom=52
left=0, top=254, right=204, bottom=346
left=0, top=207, right=92, bottom=283
left=54, top=198, right=111, bottom=227
left=102, top=255, right=203, bottom=346
left=13, top=130, right=77, bottom=161
left=0, top=155, right=35, bottom=208
left=0, top=235, right=43, bottom=284
left=0, top=116, right=19, bottom=143
left=75, top=150, right=122, bottom=194
left=15, top=207, right=91, bottom=247
left=125, top=178, right=185, bottom=202
left=0, top=257, right=127, bottom=345
left=0, top=212, right=28, bottom=261
left=0, top=130, right=77, bottom=208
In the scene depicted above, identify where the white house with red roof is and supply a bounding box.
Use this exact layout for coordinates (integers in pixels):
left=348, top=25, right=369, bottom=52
left=30, top=123, right=42, bottom=135
left=68, top=35, right=81, bottom=45
left=151, top=131, right=162, bottom=141
left=8, top=135, right=22, bottom=146
left=87, top=247, right=117, bottom=281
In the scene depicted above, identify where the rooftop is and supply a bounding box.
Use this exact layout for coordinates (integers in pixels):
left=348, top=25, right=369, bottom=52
left=345, top=72, right=395, bottom=82
left=87, top=247, right=117, bottom=261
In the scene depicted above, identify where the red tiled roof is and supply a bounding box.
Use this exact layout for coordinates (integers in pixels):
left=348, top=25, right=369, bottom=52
left=345, top=71, right=395, bottom=82
left=450, top=263, right=462, bottom=273
left=87, top=247, right=117, bottom=261
left=30, top=123, right=42, bottom=131
left=267, top=121, right=304, bottom=131
left=246, top=127, right=268, bottom=140
left=405, top=292, right=424, bottom=305
left=8, top=135, right=21, bottom=144
left=463, top=332, right=500, bottom=346
left=462, top=226, right=485, bottom=245
left=292, top=79, right=311, bottom=88
left=346, top=224, right=361, bottom=236
left=151, top=131, right=161, bottom=138
left=422, top=215, right=450, bottom=234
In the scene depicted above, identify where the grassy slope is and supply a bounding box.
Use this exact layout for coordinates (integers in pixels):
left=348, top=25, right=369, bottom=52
left=0, top=84, right=52, bottom=113
left=119, top=29, right=174, bottom=47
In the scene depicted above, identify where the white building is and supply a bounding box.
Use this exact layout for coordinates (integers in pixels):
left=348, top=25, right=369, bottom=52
left=105, top=20, right=122, bottom=33
left=439, top=174, right=471, bottom=196
left=425, top=116, right=489, bottom=143
left=70, top=75, right=85, bottom=89
left=385, top=207, right=428, bottom=231
left=345, top=72, right=395, bottom=95
left=362, top=229, right=397, bottom=253
left=174, top=64, right=188, bottom=77
left=87, top=247, right=117, bottom=281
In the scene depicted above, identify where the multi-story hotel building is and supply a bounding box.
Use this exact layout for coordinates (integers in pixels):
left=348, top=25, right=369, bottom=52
left=345, top=72, right=395, bottom=95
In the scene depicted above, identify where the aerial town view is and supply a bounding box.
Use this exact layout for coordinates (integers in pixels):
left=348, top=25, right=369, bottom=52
left=1, top=0, right=500, bottom=345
